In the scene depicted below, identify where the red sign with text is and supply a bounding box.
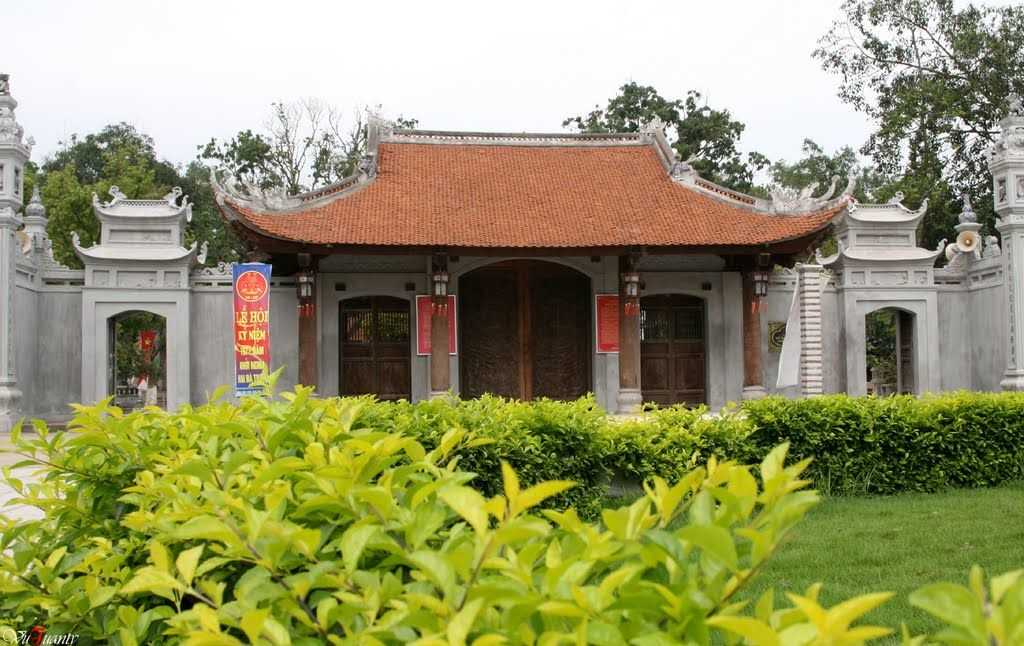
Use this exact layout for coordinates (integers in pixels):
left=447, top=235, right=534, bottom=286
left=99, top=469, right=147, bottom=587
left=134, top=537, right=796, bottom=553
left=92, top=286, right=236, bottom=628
left=233, top=263, right=272, bottom=395
left=595, top=294, right=620, bottom=353
left=416, top=295, right=458, bottom=356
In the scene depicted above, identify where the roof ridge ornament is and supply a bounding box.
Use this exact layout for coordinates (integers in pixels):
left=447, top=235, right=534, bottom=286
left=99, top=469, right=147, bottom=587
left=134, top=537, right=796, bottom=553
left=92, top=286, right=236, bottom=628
left=640, top=116, right=667, bottom=136
left=210, top=168, right=301, bottom=210
left=769, top=172, right=855, bottom=214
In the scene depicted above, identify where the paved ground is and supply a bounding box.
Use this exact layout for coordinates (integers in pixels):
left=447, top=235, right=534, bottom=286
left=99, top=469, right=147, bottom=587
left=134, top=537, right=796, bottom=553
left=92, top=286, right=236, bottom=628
left=0, top=433, right=45, bottom=522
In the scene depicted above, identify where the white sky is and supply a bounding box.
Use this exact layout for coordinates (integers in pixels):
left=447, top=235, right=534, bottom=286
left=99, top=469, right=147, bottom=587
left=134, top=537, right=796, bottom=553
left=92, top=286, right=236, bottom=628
left=4, top=0, right=874, bottom=169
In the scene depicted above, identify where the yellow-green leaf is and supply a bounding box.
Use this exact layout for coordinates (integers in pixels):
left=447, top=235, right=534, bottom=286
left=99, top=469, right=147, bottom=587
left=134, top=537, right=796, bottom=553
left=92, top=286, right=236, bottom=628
left=706, top=616, right=779, bottom=646
left=240, top=608, right=270, bottom=644
left=448, top=598, right=484, bottom=646
left=513, top=480, right=575, bottom=516
left=439, top=486, right=489, bottom=536
left=176, top=545, right=204, bottom=586
left=501, top=461, right=520, bottom=502
left=677, top=525, right=739, bottom=571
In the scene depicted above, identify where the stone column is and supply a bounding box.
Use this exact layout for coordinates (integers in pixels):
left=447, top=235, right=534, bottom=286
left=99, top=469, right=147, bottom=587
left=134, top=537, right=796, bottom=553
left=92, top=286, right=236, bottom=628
left=797, top=263, right=824, bottom=396
left=616, top=256, right=642, bottom=414
left=0, top=207, right=23, bottom=431
left=429, top=299, right=450, bottom=398
left=741, top=271, right=766, bottom=399
left=997, top=218, right=1024, bottom=390
left=990, top=96, right=1024, bottom=391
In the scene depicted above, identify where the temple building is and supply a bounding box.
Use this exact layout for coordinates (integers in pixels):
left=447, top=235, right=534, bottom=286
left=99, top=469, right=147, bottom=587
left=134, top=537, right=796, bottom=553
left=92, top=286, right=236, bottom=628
left=1, top=73, right=1023, bottom=428
left=211, top=119, right=852, bottom=412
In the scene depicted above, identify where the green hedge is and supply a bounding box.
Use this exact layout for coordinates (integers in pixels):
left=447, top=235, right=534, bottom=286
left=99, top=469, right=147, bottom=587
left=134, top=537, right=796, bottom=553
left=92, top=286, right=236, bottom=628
left=743, top=392, right=1024, bottom=495
left=358, top=391, right=1024, bottom=509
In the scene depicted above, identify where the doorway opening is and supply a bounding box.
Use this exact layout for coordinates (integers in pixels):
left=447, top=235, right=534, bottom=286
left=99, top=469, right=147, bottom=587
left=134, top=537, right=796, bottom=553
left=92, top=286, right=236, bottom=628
left=108, top=310, right=167, bottom=410
left=459, top=260, right=592, bottom=400
left=640, top=294, right=707, bottom=406
left=339, top=296, right=412, bottom=401
left=865, top=308, right=916, bottom=395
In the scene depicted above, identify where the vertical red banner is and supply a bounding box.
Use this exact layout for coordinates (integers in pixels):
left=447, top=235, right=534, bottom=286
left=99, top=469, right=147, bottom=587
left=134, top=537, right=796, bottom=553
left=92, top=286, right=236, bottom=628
left=233, top=263, right=273, bottom=395
left=415, top=295, right=458, bottom=356
left=595, top=294, right=620, bottom=353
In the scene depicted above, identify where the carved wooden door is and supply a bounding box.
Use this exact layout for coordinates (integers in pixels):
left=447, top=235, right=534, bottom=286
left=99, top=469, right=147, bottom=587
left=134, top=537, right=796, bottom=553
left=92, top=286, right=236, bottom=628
left=640, top=294, right=707, bottom=406
left=339, top=296, right=411, bottom=400
left=460, top=261, right=591, bottom=400
left=530, top=263, right=591, bottom=400
left=459, top=265, right=521, bottom=399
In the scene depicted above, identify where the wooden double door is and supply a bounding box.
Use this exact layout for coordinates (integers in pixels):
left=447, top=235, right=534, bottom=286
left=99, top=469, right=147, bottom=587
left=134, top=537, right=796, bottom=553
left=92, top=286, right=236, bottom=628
left=640, top=294, right=707, bottom=406
left=339, top=296, right=411, bottom=401
left=460, top=260, right=591, bottom=400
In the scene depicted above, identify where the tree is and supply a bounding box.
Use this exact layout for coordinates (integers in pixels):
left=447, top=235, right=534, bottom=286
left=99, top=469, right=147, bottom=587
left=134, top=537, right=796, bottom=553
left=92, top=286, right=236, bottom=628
left=815, top=0, right=1024, bottom=246
left=563, top=82, right=769, bottom=192
left=39, top=123, right=244, bottom=268
left=201, top=100, right=418, bottom=194
left=769, top=139, right=891, bottom=204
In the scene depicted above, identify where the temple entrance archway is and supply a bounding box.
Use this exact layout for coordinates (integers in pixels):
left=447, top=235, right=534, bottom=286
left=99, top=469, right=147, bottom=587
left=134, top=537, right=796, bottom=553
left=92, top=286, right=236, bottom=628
left=108, top=311, right=167, bottom=410
left=640, top=294, right=707, bottom=406
left=339, top=296, right=412, bottom=401
left=459, top=260, right=591, bottom=400
left=865, top=307, right=916, bottom=395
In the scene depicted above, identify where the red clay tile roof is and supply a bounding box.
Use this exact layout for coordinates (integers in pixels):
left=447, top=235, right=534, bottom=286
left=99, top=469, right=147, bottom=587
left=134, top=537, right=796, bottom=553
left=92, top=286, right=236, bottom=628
left=219, top=141, right=846, bottom=249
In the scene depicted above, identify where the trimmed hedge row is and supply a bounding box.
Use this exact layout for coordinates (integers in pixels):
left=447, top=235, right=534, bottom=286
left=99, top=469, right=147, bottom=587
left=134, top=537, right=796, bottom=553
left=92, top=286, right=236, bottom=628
left=358, top=392, right=1024, bottom=511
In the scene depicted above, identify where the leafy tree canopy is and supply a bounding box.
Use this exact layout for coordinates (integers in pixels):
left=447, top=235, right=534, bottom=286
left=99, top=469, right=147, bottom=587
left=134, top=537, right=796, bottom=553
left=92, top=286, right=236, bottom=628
left=769, top=139, right=892, bottom=204
left=564, top=82, right=769, bottom=193
left=37, top=123, right=243, bottom=268
left=200, top=100, right=417, bottom=194
left=815, top=0, right=1024, bottom=246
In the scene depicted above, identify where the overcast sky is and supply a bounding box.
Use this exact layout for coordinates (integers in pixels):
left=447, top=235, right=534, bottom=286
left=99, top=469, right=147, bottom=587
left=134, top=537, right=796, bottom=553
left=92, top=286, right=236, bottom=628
left=5, top=0, right=874, bottom=170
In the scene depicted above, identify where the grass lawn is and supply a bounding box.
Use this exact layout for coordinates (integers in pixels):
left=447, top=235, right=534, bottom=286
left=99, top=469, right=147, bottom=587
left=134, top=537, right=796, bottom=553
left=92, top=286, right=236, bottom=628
left=744, top=480, right=1024, bottom=640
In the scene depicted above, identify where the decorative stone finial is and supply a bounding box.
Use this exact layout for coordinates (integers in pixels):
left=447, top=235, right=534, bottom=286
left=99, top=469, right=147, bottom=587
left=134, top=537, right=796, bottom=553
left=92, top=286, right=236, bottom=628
left=24, top=186, right=45, bottom=220
left=0, top=74, right=25, bottom=146
left=959, top=193, right=977, bottom=224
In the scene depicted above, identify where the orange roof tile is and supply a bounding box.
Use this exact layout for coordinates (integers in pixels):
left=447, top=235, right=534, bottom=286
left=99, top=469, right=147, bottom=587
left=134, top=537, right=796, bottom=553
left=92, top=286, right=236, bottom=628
left=218, top=140, right=846, bottom=249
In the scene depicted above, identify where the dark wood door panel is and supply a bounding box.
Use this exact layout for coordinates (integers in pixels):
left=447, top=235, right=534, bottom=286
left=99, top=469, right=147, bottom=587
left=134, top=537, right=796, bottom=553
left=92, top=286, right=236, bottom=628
left=530, top=265, right=591, bottom=400
left=459, top=267, right=521, bottom=399
left=460, top=261, right=591, bottom=401
left=340, top=296, right=411, bottom=401
left=641, top=294, right=706, bottom=406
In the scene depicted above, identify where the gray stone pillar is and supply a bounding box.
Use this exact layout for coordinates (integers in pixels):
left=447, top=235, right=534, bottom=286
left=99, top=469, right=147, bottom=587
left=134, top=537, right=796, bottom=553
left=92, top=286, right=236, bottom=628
left=990, top=96, right=1024, bottom=391
left=0, top=207, right=23, bottom=430
left=996, top=218, right=1024, bottom=390
left=0, top=75, right=29, bottom=430
left=797, top=263, right=824, bottom=396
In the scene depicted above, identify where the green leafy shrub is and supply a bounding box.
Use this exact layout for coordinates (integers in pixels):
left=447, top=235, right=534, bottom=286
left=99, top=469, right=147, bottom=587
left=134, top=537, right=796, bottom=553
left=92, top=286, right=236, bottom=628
left=365, top=395, right=610, bottom=518
left=742, top=393, right=1024, bottom=495
left=1, top=386, right=900, bottom=644
left=905, top=566, right=1024, bottom=645
left=603, top=404, right=755, bottom=486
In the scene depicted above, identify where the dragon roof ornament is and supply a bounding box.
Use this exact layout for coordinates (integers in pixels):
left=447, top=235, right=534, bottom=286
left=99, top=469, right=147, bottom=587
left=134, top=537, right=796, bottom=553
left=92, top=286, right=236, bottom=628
left=768, top=172, right=856, bottom=214
left=210, top=168, right=302, bottom=211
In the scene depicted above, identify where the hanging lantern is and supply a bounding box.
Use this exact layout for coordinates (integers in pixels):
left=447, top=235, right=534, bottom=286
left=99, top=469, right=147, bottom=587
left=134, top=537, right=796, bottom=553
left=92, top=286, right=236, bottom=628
left=296, top=270, right=315, bottom=300
left=623, top=272, right=641, bottom=317
left=296, top=270, right=316, bottom=318
left=752, top=269, right=770, bottom=298
left=432, top=269, right=449, bottom=297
